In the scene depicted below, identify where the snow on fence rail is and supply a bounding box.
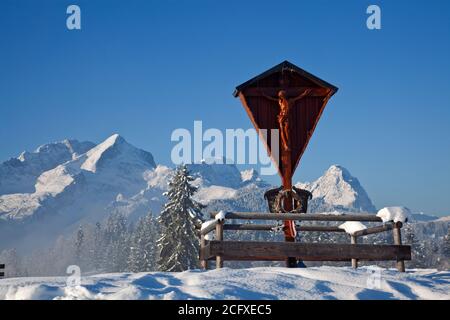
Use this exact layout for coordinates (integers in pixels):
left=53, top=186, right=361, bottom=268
left=198, top=212, right=410, bottom=272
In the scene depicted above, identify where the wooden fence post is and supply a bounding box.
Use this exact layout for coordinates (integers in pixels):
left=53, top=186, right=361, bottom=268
left=215, top=221, right=224, bottom=269
left=393, top=222, right=406, bottom=272
left=200, top=234, right=208, bottom=270
left=351, top=235, right=358, bottom=269
left=0, top=264, right=5, bottom=278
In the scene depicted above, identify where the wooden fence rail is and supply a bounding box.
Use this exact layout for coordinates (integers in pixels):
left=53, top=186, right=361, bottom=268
left=224, top=224, right=345, bottom=233
left=200, top=241, right=411, bottom=262
left=210, top=212, right=383, bottom=222
left=199, top=212, right=410, bottom=272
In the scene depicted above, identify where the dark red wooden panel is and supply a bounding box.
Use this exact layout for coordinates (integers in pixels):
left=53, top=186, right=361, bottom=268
left=241, top=89, right=327, bottom=176
left=234, top=61, right=337, bottom=179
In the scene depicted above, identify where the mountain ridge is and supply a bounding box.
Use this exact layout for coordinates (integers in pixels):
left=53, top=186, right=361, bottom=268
left=0, top=139, right=95, bottom=195
left=0, top=134, right=442, bottom=252
left=296, top=165, right=377, bottom=213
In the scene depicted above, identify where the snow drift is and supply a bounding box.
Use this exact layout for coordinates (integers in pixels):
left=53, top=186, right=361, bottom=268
left=0, top=266, right=448, bottom=300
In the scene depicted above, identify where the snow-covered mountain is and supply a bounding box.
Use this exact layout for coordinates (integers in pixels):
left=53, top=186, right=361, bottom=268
left=296, top=165, right=376, bottom=213
left=0, top=135, right=275, bottom=250
left=0, top=134, right=157, bottom=250
left=0, top=134, right=155, bottom=220
left=0, top=139, right=95, bottom=195
left=1, top=134, right=443, bottom=252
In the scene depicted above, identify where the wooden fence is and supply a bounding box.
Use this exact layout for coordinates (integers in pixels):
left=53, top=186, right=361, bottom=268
left=199, top=212, right=411, bottom=272
left=0, top=264, right=4, bottom=278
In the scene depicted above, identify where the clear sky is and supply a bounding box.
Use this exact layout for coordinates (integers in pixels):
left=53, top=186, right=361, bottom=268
left=1, top=0, right=449, bottom=216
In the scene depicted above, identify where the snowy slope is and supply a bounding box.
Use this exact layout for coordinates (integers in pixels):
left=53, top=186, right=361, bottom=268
left=411, top=212, right=440, bottom=222
left=108, top=165, right=174, bottom=220
left=0, top=266, right=448, bottom=300
left=240, top=168, right=270, bottom=187
left=187, top=161, right=244, bottom=189
left=194, top=185, right=239, bottom=204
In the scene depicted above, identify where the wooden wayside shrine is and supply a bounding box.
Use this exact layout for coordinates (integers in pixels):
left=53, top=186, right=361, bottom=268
left=234, top=61, right=340, bottom=267
left=198, top=61, right=411, bottom=271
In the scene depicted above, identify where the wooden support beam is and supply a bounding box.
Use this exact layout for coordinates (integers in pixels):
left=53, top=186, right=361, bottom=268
left=200, top=234, right=208, bottom=270
left=351, top=235, right=358, bottom=269
left=211, top=212, right=382, bottom=222
left=202, top=241, right=411, bottom=262
left=199, top=242, right=211, bottom=261
left=297, top=226, right=345, bottom=233
left=243, top=87, right=330, bottom=97
left=215, top=221, right=224, bottom=269
left=353, top=222, right=395, bottom=237
left=224, top=224, right=274, bottom=231
left=223, top=224, right=345, bottom=233
left=392, top=222, right=406, bottom=272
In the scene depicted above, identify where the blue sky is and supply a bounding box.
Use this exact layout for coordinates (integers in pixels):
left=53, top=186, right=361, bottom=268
left=0, top=0, right=449, bottom=216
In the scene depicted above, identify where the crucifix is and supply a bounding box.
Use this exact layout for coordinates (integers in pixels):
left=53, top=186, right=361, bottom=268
left=259, top=88, right=312, bottom=151
left=258, top=88, right=312, bottom=262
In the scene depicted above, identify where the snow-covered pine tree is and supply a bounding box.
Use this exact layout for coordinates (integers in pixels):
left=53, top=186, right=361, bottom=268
left=443, top=228, right=450, bottom=254
left=442, top=229, right=450, bottom=267
left=128, top=211, right=158, bottom=272
left=103, top=213, right=130, bottom=272
left=405, top=227, right=428, bottom=268
left=157, top=164, right=204, bottom=272
left=75, top=225, right=84, bottom=263
left=92, top=222, right=103, bottom=271
left=128, top=220, right=145, bottom=273
left=0, top=248, right=20, bottom=278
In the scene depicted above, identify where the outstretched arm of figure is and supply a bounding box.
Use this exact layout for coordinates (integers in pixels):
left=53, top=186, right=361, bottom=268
left=258, top=89, right=278, bottom=102
left=290, top=89, right=312, bottom=102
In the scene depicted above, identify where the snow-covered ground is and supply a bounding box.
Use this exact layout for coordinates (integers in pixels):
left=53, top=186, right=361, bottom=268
left=1, top=266, right=448, bottom=300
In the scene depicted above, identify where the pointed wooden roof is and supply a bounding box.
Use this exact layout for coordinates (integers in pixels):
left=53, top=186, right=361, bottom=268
left=233, top=61, right=338, bottom=178
left=233, top=60, right=338, bottom=98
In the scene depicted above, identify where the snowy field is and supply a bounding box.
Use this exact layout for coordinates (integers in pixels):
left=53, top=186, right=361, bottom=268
left=0, top=266, right=449, bottom=300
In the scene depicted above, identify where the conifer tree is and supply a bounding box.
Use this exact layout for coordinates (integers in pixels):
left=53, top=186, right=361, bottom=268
left=157, top=165, right=204, bottom=272
left=103, top=213, right=130, bottom=272
left=93, top=222, right=103, bottom=271
left=75, top=225, right=84, bottom=263
left=436, top=229, right=450, bottom=270
left=129, top=211, right=158, bottom=272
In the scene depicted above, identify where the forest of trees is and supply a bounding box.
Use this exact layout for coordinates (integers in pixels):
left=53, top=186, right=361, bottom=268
left=0, top=211, right=159, bottom=277
left=0, top=165, right=203, bottom=277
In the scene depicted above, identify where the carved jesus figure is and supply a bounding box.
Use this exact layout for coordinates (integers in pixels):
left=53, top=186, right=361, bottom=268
left=260, top=89, right=311, bottom=151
